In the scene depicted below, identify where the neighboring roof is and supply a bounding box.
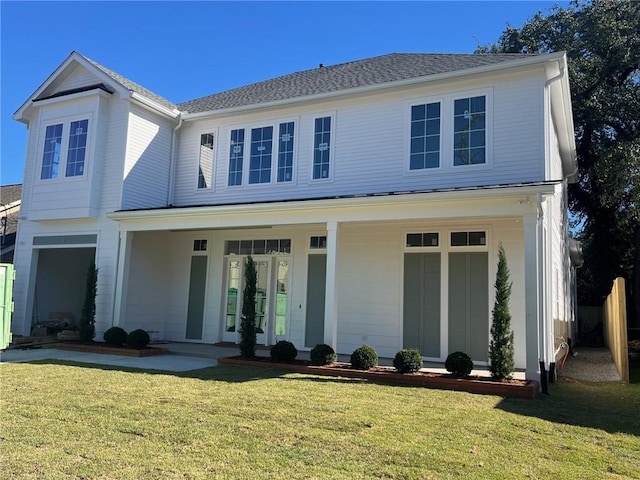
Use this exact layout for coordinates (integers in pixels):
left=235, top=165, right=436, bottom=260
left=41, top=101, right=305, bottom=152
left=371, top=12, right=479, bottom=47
left=177, top=53, right=535, bottom=114
left=80, top=53, right=178, bottom=111
left=1, top=184, right=22, bottom=206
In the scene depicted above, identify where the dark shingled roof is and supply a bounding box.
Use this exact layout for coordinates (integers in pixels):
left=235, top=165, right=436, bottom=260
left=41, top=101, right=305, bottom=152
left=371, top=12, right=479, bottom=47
left=177, top=53, right=535, bottom=114
left=80, top=53, right=178, bottom=111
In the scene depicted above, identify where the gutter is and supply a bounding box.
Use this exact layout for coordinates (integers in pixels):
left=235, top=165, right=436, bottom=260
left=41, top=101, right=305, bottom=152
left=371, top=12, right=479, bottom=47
left=167, top=115, right=184, bottom=206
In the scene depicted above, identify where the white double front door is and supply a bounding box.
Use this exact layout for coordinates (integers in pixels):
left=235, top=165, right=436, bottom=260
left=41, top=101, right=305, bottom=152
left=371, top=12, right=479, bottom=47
left=222, top=256, right=289, bottom=345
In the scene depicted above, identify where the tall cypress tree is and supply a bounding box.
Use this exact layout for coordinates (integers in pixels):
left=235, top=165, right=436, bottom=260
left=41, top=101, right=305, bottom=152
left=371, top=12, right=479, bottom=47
left=79, top=259, right=98, bottom=342
left=239, top=255, right=257, bottom=358
left=489, top=243, right=515, bottom=380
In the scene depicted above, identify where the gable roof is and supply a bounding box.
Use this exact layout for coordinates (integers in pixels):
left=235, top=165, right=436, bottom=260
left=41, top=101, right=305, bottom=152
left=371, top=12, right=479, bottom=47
left=177, top=53, right=535, bottom=114
left=81, top=54, right=177, bottom=111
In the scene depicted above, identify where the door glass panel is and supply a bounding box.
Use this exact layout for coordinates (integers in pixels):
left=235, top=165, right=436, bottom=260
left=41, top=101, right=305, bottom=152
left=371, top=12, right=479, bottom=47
left=275, top=260, right=288, bottom=336
left=225, top=260, right=241, bottom=332
left=255, top=261, right=269, bottom=333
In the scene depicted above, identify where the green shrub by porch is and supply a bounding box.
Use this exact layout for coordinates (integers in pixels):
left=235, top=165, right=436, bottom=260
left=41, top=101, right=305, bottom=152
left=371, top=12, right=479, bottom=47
left=103, top=326, right=127, bottom=346
left=239, top=256, right=257, bottom=359
left=126, top=329, right=150, bottom=349
left=445, top=351, right=473, bottom=377
left=489, top=243, right=515, bottom=380
left=270, top=341, right=298, bottom=362
left=350, top=345, right=378, bottom=370
left=310, top=344, right=337, bottom=365
left=393, top=348, right=423, bottom=373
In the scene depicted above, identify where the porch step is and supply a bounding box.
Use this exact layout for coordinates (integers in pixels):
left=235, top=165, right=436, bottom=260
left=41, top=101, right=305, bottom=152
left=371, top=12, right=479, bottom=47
left=8, top=335, right=58, bottom=350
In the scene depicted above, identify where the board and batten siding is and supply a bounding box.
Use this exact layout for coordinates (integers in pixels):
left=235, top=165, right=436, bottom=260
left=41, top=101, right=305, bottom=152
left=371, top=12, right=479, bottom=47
left=172, top=67, right=547, bottom=208
left=121, top=105, right=174, bottom=210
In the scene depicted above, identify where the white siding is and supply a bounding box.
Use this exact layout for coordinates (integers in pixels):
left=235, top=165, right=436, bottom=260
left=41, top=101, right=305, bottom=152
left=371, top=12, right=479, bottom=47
left=121, top=105, right=173, bottom=209
left=173, top=67, right=546, bottom=207
left=53, top=64, right=103, bottom=92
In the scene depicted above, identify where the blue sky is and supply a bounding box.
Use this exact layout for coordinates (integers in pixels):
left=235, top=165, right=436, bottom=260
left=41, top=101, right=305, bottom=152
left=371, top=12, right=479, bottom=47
left=0, top=1, right=568, bottom=186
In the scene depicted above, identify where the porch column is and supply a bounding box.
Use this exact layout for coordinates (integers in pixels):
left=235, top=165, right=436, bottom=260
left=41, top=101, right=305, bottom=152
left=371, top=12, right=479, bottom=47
left=523, top=214, right=541, bottom=380
left=323, top=221, right=340, bottom=349
left=112, top=231, right=133, bottom=327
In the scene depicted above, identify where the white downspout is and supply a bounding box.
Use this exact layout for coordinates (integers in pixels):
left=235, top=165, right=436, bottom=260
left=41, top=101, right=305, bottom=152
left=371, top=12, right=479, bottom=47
left=167, top=115, right=184, bottom=206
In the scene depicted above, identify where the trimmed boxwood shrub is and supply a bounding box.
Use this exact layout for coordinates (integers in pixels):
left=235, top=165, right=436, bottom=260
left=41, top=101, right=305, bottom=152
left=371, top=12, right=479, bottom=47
left=350, top=344, right=378, bottom=370
left=393, top=348, right=423, bottom=373
left=445, top=351, right=474, bottom=377
left=310, top=343, right=337, bottom=366
left=126, top=329, right=150, bottom=349
left=103, top=326, right=127, bottom=346
left=270, top=340, right=298, bottom=362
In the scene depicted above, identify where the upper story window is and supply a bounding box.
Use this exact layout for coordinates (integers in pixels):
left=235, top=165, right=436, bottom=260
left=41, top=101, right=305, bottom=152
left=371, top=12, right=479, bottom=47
left=40, top=119, right=89, bottom=180
left=198, top=133, right=214, bottom=189
left=278, top=122, right=295, bottom=182
left=65, top=120, right=88, bottom=177
left=313, top=116, right=331, bottom=180
left=227, top=121, right=296, bottom=186
left=228, top=129, right=245, bottom=186
left=453, top=95, right=486, bottom=166
left=410, top=102, right=440, bottom=170
left=249, top=126, right=274, bottom=184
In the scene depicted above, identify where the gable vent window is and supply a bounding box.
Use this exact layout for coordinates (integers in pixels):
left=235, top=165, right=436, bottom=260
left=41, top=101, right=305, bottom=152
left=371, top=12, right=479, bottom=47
left=450, top=231, right=486, bottom=247
left=406, top=232, right=439, bottom=247
left=310, top=236, right=327, bottom=249
left=193, top=239, right=208, bottom=252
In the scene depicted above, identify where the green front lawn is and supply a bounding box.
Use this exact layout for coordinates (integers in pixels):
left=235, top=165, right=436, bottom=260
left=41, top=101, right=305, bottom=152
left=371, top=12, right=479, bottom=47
left=1, top=362, right=639, bottom=479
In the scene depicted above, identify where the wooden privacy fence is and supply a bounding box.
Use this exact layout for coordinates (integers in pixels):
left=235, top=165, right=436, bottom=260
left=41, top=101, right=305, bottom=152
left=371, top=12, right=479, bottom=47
left=603, top=277, right=629, bottom=383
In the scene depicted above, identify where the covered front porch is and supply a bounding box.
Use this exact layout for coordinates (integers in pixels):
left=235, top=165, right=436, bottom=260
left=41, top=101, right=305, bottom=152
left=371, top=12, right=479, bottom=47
left=108, top=182, right=559, bottom=381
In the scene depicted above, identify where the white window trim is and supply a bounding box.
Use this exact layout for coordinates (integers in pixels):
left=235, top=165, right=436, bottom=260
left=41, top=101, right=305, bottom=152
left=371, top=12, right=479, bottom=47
left=404, top=88, right=493, bottom=176
left=223, top=117, right=299, bottom=189
left=405, top=96, right=445, bottom=174
left=37, top=112, right=94, bottom=184
left=310, top=112, right=336, bottom=183
left=449, top=88, right=493, bottom=170
left=195, top=128, right=219, bottom=193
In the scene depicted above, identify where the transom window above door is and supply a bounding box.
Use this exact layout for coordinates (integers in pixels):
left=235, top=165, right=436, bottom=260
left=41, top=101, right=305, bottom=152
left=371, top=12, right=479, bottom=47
left=225, top=239, right=291, bottom=255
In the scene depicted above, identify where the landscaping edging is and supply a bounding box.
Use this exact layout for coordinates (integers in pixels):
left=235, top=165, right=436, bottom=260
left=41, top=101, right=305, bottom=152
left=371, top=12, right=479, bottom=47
left=57, top=342, right=169, bottom=357
left=218, top=357, right=540, bottom=399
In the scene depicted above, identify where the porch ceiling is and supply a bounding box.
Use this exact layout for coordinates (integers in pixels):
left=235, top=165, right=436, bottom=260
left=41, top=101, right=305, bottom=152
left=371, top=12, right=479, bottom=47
left=107, top=182, right=559, bottom=232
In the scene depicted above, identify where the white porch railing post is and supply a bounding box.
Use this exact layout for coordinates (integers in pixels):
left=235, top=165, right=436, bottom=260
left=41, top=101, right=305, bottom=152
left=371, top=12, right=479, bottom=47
left=323, top=221, right=339, bottom=349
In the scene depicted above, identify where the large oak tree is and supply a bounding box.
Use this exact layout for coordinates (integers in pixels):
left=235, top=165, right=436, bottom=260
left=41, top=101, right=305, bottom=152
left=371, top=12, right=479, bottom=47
left=479, top=0, right=639, bottom=322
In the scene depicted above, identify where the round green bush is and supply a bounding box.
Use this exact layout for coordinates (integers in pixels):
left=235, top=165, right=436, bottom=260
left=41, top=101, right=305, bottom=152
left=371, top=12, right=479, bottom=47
left=445, top=351, right=474, bottom=377
left=270, top=340, right=298, bottom=362
left=350, top=344, right=378, bottom=370
left=310, top=343, right=337, bottom=365
left=393, top=348, right=423, bottom=373
left=126, top=329, right=151, bottom=349
left=103, top=326, right=127, bottom=346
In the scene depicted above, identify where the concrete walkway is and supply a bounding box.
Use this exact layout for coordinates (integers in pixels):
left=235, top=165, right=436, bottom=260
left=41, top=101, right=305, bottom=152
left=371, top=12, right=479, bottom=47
left=0, top=346, right=217, bottom=372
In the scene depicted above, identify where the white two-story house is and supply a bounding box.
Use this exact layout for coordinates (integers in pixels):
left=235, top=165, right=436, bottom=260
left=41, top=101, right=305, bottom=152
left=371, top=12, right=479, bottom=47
left=12, top=51, right=579, bottom=381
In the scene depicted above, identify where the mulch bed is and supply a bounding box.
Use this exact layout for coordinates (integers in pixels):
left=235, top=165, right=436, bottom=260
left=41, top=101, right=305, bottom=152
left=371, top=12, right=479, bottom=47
left=57, top=342, right=169, bottom=357
left=218, top=356, right=539, bottom=399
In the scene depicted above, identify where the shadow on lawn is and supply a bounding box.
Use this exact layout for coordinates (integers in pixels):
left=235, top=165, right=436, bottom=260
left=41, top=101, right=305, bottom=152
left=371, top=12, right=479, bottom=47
left=495, top=379, right=640, bottom=437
